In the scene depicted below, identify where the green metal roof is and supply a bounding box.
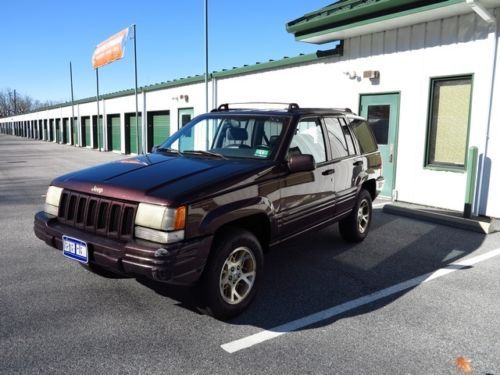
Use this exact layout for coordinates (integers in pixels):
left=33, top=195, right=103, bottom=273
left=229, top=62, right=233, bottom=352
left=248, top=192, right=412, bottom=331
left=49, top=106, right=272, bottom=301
left=286, top=0, right=462, bottom=42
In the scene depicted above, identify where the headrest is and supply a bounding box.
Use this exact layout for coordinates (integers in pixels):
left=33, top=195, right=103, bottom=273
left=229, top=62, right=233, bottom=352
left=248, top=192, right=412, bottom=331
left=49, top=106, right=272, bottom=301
left=269, top=135, right=280, bottom=146
left=228, top=127, right=248, bottom=141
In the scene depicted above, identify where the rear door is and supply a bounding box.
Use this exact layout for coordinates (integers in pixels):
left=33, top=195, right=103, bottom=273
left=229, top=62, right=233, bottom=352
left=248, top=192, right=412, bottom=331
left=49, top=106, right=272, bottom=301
left=323, top=116, right=359, bottom=215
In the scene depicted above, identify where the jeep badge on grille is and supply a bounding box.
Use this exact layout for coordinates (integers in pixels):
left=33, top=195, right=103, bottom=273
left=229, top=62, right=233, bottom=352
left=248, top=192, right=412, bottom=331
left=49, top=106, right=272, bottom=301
left=91, top=185, right=104, bottom=194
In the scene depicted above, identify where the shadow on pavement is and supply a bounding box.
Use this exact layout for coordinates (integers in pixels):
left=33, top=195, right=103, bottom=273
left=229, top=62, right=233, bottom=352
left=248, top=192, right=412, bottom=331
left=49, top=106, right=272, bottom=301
left=136, top=207, right=486, bottom=328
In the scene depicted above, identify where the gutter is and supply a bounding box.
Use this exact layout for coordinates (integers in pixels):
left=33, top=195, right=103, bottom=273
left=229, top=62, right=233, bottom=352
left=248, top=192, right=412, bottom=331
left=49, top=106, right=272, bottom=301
left=466, top=0, right=498, bottom=216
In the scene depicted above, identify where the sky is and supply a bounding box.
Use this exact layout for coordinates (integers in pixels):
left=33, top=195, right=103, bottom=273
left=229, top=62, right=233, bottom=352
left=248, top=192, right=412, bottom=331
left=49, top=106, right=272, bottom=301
left=0, top=1, right=337, bottom=104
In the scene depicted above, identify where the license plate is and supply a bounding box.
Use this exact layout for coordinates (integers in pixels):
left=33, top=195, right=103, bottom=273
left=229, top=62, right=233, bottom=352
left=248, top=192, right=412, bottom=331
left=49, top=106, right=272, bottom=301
left=62, top=235, right=88, bottom=264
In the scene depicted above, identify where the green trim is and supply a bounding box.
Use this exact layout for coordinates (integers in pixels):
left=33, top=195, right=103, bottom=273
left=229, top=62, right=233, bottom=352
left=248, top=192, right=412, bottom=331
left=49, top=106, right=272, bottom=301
left=294, top=0, right=463, bottom=43
left=465, top=146, right=479, bottom=205
left=424, top=74, right=474, bottom=173
left=424, top=165, right=467, bottom=173
left=288, top=0, right=425, bottom=34
left=211, top=52, right=320, bottom=78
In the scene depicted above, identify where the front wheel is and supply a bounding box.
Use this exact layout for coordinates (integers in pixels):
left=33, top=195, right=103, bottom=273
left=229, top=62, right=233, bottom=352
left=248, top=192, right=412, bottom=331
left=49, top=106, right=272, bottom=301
left=201, top=228, right=263, bottom=320
left=339, top=189, right=373, bottom=242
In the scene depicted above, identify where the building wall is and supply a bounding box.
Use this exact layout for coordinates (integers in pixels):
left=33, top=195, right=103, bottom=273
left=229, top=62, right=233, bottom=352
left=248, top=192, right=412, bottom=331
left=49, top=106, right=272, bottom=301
left=1, top=9, right=499, bottom=218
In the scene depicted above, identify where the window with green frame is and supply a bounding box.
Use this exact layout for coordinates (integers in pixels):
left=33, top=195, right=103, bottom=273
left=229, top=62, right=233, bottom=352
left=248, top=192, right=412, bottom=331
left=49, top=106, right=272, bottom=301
left=426, top=76, right=472, bottom=170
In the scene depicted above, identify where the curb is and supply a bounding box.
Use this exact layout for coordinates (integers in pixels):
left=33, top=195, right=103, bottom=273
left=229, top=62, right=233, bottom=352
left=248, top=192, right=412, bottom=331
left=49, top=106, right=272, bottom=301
left=383, top=204, right=495, bottom=235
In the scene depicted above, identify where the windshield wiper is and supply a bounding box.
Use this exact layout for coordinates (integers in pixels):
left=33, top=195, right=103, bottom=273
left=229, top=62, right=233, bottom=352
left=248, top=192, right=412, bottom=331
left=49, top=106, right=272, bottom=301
left=155, top=147, right=183, bottom=156
left=182, top=150, right=227, bottom=159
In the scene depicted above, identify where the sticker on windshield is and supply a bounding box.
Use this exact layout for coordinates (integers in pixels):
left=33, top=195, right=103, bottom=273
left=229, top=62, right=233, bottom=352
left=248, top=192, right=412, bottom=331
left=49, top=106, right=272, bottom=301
left=254, top=148, right=270, bottom=158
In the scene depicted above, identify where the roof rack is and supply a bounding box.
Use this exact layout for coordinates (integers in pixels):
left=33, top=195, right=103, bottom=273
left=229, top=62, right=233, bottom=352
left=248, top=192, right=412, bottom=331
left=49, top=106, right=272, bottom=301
left=212, top=102, right=300, bottom=112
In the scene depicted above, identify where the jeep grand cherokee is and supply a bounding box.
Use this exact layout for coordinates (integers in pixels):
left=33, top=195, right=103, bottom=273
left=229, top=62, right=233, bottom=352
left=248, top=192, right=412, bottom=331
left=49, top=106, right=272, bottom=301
left=34, top=103, right=384, bottom=319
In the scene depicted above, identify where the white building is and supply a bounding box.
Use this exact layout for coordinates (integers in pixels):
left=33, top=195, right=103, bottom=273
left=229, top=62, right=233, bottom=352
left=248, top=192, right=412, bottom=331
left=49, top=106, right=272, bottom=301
left=1, top=0, right=499, bottom=218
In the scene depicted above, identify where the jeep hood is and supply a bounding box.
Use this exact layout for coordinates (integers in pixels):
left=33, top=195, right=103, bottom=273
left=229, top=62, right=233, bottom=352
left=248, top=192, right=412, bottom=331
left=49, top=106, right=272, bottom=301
left=52, top=153, right=274, bottom=205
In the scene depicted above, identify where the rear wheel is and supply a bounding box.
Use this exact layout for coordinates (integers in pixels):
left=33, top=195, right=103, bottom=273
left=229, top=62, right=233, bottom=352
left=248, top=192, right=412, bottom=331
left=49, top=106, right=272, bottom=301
left=201, top=228, right=263, bottom=320
left=339, top=189, right=372, bottom=242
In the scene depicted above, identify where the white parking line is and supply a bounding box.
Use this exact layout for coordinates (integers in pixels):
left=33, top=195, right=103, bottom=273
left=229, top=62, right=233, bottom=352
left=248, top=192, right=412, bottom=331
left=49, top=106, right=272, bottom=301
left=221, top=248, right=500, bottom=354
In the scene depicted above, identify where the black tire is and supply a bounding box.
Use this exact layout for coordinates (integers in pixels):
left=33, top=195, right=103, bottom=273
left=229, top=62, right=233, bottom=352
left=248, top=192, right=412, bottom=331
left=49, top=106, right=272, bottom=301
left=200, top=228, right=263, bottom=320
left=339, top=189, right=373, bottom=243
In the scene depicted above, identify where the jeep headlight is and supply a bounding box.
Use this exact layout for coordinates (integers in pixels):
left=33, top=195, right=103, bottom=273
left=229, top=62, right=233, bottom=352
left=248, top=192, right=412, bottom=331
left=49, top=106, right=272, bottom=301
left=134, top=203, right=186, bottom=244
left=44, top=186, right=63, bottom=216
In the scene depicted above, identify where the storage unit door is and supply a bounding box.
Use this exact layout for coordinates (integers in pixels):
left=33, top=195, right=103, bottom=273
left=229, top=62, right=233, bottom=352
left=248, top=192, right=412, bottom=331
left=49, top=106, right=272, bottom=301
left=84, top=118, right=91, bottom=147
left=153, top=114, right=170, bottom=148
left=98, top=118, right=103, bottom=150
left=72, top=119, right=79, bottom=146
left=129, top=115, right=142, bottom=154
left=110, top=116, right=121, bottom=151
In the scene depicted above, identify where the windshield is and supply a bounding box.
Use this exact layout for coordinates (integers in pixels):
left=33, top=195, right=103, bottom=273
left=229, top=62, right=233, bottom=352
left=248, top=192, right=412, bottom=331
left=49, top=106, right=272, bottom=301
left=159, top=114, right=290, bottom=160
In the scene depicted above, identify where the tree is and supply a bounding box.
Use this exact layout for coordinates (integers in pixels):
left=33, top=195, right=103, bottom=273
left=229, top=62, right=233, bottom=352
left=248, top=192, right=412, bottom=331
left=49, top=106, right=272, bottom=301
left=0, top=88, right=58, bottom=117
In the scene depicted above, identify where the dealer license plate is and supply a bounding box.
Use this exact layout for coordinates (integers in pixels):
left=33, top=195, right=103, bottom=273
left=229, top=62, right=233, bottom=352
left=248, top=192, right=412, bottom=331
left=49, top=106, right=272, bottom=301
left=62, top=235, right=88, bottom=264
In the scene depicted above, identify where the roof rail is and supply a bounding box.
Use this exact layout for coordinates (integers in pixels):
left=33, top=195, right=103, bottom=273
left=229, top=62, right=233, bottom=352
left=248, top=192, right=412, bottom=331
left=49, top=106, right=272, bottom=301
left=212, top=102, right=300, bottom=112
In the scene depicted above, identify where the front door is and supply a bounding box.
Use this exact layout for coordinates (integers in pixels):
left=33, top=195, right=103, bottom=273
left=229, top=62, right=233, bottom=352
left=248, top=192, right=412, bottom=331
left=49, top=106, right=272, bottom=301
left=359, top=93, right=400, bottom=197
left=278, top=117, right=336, bottom=239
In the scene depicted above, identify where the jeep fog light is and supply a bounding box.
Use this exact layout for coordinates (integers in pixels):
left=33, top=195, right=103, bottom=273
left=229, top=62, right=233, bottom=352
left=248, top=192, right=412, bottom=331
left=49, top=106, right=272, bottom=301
left=134, top=226, right=184, bottom=244
left=44, top=186, right=63, bottom=216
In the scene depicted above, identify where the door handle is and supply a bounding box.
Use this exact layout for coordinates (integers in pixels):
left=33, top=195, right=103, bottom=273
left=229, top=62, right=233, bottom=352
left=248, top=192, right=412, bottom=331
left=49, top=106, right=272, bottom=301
left=322, top=169, right=335, bottom=176
left=353, top=161, right=363, bottom=167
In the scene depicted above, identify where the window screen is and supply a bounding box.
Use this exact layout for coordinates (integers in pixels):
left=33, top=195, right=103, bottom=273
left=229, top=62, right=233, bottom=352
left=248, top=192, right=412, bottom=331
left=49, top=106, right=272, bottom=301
left=367, top=105, right=389, bottom=145
left=426, top=76, right=472, bottom=168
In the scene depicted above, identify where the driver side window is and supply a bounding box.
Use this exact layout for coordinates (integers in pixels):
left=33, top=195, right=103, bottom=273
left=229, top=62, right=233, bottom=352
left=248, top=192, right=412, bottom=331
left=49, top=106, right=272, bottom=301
left=288, top=118, right=326, bottom=163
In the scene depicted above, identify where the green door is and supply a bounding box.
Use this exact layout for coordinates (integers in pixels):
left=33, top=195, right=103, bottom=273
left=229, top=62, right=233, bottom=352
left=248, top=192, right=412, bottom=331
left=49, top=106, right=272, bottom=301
left=360, top=93, right=400, bottom=197
left=84, top=118, right=91, bottom=147
left=72, top=118, right=79, bottom=146
left=153, top=113, right=170, bottom=147
left=94, top=116, right=103, bottom=150
left=61, top=119, right=67, bottom=144
left=109, top=116, right=121, bottom=151
left=178, top=108, right=194, bottom=151
left=129, top=114, right=142, bottom=154
left=56, top=120, right=61, bottom=143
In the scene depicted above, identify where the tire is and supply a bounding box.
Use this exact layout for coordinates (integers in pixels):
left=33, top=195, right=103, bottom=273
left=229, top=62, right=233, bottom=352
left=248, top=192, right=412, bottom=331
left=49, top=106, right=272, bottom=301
left=339, top=189, right=373, bottom=243
left=201, top=228, right=263, bottom=320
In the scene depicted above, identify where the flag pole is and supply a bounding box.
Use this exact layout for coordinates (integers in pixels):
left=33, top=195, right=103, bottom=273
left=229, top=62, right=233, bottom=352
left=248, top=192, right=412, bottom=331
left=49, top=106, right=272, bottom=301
left=133, top=24, right=140, bottom=154
left=70, top=62, right=76, bottom=146
left=96, top=67, right=101, bottom=152
left=204, top=0, right=209, bottom=113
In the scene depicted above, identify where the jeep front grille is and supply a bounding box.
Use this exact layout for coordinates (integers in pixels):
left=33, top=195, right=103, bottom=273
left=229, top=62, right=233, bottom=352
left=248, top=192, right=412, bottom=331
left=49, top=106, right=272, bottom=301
left=58, top=190, right=137, bottom=240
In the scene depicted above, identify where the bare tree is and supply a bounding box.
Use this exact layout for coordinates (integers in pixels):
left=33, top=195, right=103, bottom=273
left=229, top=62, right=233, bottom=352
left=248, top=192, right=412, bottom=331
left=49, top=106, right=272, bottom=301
left=0, top=88, right=58, bottom=117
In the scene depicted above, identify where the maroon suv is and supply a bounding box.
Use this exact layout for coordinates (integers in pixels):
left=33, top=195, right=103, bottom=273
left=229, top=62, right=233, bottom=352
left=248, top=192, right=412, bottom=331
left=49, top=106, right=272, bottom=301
left=34, top=103, right=384, bottom=319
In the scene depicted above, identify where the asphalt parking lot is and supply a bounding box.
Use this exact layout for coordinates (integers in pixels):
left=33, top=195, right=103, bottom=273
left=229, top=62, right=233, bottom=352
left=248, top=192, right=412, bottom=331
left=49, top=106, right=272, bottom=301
left=1, top=134, right=499, bottom=375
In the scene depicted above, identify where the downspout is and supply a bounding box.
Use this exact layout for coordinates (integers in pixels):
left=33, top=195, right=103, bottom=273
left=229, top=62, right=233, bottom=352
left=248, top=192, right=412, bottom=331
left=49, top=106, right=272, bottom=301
left=466, top=0, right=498, bottom=216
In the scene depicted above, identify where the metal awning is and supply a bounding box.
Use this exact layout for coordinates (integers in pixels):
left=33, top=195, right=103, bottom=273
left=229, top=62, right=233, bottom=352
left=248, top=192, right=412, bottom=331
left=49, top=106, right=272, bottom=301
left=287, top=0, right=500, bottom=44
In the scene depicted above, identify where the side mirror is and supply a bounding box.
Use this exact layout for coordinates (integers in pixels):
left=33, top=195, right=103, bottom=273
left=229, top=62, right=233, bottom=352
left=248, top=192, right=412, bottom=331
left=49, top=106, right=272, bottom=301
left=288, top=154, right=316, bottom=173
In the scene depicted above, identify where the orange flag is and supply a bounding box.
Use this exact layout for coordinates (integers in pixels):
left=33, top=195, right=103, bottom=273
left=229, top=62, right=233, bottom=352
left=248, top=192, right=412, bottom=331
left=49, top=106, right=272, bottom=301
left=92, top=28, right=130, bottom=69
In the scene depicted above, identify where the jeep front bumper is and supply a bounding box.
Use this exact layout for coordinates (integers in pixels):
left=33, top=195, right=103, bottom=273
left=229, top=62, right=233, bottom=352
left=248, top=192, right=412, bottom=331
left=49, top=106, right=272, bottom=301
left=34, top=211, right=213, bottom=285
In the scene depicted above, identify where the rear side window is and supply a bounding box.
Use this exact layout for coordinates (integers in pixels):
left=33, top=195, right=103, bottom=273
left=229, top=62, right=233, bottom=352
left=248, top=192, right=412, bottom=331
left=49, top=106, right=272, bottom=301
left=349, top=119, right=378, bottom=154
left=324, top=117, right=349, bottom=159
